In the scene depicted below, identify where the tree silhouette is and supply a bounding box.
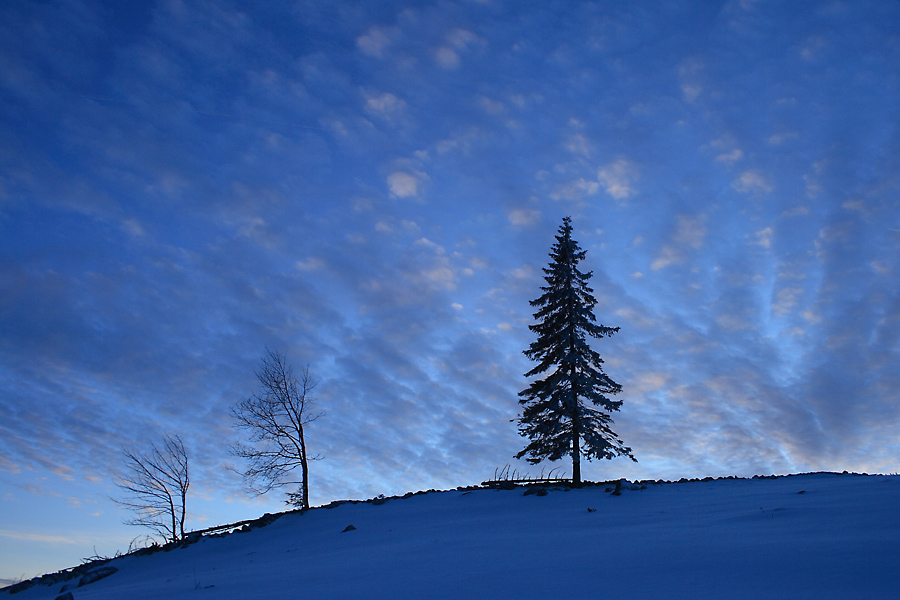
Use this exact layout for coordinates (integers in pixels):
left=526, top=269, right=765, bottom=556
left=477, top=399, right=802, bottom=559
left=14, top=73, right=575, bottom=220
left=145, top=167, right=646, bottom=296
left=516, top=217, right=634, bottom=484
left=113, top=433, right=189, bottom=543
left=231, top=349, right=321, bottom=510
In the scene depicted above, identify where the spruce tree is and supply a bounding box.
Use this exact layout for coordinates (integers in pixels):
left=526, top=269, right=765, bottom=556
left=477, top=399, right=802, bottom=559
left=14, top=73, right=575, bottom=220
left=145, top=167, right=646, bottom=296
left=516, top=216, right=634, bottom=484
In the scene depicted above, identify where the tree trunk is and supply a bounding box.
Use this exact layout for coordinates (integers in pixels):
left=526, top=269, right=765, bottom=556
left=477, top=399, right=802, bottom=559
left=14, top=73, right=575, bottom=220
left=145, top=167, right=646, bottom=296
left=571, top=371, right=582, bottom=485
left=179, top=488, right=186, bottom=540
left=299, top=426, right=310, bottom=511
left=572, top=426, right=582, bottom=485
left=169, top=494, right=177, bottom=543
left=569, top=326, right=581, bottom=486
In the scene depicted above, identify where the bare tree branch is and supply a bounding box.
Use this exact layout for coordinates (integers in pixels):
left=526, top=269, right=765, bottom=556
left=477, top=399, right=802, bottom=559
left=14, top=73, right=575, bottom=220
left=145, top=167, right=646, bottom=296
left=112, top=433, right=189, bottom=543
left=231, top=349, right=322, bottom=510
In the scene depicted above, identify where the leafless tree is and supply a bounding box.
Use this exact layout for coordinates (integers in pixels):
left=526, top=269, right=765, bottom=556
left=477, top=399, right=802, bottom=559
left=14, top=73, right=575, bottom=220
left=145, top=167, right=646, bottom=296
left=231, top=349, right=322, bottom=510
left=113, top=433, right=189, bottom=544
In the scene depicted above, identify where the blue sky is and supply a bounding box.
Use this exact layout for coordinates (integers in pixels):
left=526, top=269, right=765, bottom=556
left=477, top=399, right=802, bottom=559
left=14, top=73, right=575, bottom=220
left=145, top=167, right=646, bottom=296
left=2, top=0, right=899, bottom=583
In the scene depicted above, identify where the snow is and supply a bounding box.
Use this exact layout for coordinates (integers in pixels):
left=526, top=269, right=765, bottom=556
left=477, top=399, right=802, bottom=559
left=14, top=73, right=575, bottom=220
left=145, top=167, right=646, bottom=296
left=5, top=473, right=899, bottom=599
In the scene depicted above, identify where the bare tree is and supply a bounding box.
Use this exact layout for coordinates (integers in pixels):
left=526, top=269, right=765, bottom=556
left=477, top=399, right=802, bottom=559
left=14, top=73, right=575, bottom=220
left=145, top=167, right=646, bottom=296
left=113, top=433, right=189, bottom=544
left=231, top=349, right=322, bottom=510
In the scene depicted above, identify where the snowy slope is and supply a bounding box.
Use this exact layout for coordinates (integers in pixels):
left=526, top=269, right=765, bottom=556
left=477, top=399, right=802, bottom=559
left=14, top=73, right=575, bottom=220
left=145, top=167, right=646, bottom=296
left=5, top=473, right=899, bottom=599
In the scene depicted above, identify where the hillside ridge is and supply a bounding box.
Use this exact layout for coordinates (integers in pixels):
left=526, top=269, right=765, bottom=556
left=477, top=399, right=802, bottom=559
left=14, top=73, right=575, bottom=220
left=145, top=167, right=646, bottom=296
left=3, top=471, right=896, bottom=599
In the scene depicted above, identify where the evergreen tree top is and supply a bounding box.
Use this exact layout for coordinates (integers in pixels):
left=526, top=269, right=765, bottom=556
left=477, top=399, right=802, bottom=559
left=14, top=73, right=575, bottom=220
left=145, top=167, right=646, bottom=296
left=528, top=216, right=618, bottom=345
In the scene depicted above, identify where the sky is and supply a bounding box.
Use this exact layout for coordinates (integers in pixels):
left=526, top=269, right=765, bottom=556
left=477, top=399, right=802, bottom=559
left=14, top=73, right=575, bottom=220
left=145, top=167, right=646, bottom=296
left=1, top=0, right=899, bottom=583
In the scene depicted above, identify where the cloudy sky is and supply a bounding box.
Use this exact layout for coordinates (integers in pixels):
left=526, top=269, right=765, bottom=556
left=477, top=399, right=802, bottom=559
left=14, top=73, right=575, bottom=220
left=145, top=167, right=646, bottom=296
left=2, top=0, right=899, bottom=582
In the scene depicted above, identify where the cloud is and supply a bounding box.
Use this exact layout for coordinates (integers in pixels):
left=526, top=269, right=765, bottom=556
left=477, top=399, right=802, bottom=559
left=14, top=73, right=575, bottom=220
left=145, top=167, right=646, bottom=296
left=550, top=178, right=599, bottom=201
left=565, top=133, right=592, bottom=158
left=754, top=227, right=773, bottom=248
left=0, top=530, right=79, bottom=545
left=509, top=265, right=537, bottom=281
left=410, top=238, right=457, bottom=290
left=681, top=84, right=702, bottom=103
left=387, top=171, right=424, bottom=199
left=121, top=218, right=146, bottom=237
left=769, top=132, right=798, bottom=145
left=434, top=29, right=481, bottom=70
left=678, top=58, right=704, bottom=102
left=650, top=247, right=681, bottom=271
left=446, top=29, right=480, bottom=50
left=508, top=209, right=540, bottom=227
left=0, top=455, right=21, bottom=474
left=800, top=35, right=828, bottom=61
left=651, top=215, right=708, bottom=270
left=598, top=159, right=638, bottom=200
left=477, top=96, right=504, bottom=115
left=711, top=135, right=743, bottom=165
left=357, top=27, right=393, bottom=57
left=870, top=260, right=890, bottom=275
left=435, top=47, right=460, bottom=69
left=716, top=149, right=744, bottom=165
left=613, top=307, right=656, bottom=330
left=421, top=263, right=456, bottom=290
left=296, top=258, right=325, bottom=271
left=413, top=237, right=444, bottom=254
left=772, top=284, right=805, bottom=317
left=732, top=170, right=773, bottom=194
left=364, top=92, right=406, bottom=121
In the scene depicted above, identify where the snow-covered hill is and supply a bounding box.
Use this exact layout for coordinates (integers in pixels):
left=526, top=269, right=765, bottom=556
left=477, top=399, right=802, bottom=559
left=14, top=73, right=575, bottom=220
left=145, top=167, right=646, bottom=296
left=5, top=473, right=899, bottom=599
